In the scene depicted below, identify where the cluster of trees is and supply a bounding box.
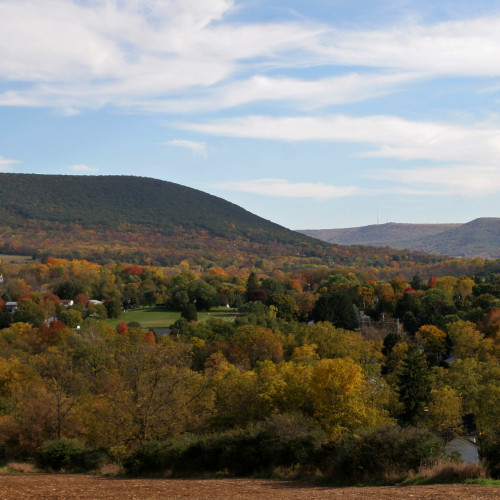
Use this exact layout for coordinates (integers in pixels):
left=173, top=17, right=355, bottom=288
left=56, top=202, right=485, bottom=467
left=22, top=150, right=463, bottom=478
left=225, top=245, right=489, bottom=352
left=0, top=255, right=499, bottom=477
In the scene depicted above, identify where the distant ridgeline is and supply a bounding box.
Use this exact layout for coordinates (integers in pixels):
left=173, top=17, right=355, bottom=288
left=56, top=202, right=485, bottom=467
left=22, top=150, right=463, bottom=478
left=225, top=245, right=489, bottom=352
left=0, top=173, right=450, bottom=270
left=299, top=218, right=500, bottom=259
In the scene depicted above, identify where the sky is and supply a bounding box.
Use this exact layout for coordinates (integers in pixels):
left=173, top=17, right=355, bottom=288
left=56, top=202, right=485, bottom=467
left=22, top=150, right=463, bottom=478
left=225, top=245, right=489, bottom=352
left=0, top=0, right=499, bottom=230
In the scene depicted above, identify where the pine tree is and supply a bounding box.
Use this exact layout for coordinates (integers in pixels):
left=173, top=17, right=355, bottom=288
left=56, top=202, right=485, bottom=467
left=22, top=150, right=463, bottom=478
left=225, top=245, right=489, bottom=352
left=396, top=344, right=431, bottom=424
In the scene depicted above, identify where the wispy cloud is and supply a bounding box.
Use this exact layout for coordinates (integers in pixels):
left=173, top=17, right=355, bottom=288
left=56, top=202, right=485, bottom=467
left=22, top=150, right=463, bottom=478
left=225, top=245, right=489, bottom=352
left=0, top=155, right=21, bottom=172
left=1, top=2, right=500, bottom=113
left=130, top=71, right=421, bottom=113
left=161, top=139, right=207, bottom=159
left=70, top=164, right=98, bottom=173
left=373, top=165, right=500, bottom=197
left=214, top=178, right=362, bottom=199
left=181, top=114, right=500, bottom=167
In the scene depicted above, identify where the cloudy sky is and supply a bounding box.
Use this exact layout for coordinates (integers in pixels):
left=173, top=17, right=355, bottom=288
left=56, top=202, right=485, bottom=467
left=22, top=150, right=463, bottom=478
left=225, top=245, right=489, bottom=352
left=1, top=0, right=499, bottom=229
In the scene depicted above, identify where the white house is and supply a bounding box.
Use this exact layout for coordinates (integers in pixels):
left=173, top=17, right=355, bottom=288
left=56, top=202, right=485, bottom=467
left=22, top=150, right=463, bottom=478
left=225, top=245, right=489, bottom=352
left=445, top=436, right=479, bottom=464
left=5, top=302, right=18, bottom=313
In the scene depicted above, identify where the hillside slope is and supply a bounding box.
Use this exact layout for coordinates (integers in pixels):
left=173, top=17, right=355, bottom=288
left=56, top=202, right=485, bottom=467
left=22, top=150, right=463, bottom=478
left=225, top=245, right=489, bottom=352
left=300, top=223, right=459, bottom=246
left=0, top=173, right=449, bottom=269
left=414, top=218, right=500, bottom=258
left=0, top=173, right=304, bottom=243
left=299, top=218, right=500, bottom=258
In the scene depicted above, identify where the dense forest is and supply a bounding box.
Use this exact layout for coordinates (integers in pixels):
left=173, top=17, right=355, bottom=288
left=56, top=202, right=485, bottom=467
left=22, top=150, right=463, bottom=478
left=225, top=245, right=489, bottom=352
left=0, top=173, right=458, bottom=272
left=0, top=255, right=499, bottom=481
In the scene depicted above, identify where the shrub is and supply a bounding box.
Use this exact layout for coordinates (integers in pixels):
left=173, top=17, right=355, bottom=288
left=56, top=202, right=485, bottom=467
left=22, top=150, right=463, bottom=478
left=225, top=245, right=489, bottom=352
left=123, top=440, right=174, bottom=475
left=479, top=429, right=500, bottom=479
left=320, top=425, right=444, bottom=484
left=35, top=438, right=105, bottom=472
left=125, top=414, right=326, bottom=477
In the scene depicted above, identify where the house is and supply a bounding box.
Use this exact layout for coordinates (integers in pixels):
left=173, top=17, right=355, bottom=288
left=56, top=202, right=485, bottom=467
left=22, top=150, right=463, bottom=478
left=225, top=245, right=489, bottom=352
left=61, top=299, right=74, bottom=308
left=445, top=436, right=479, bottom=464
left=5, top=302, right=18, bottom=313
left=0, top=274, right=3, bottom=283
left=153, top=327, right=173, bottom=338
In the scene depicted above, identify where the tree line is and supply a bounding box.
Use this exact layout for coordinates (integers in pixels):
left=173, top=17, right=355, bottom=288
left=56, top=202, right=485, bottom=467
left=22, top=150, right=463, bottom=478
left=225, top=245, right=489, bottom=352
left=0, top=256, right=498, bottom=478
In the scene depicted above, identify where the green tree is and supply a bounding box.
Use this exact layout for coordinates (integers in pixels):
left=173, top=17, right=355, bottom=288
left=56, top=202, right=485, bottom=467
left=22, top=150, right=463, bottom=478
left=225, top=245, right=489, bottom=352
left=268, top=294, right=298, bottom=322
left=181, top=303, right=198, bottom=322
left=13, top=300, right=44, bottom=327
left=313, top=291, right=359, bottom=330
left=396, top=344, right=431, bottom=425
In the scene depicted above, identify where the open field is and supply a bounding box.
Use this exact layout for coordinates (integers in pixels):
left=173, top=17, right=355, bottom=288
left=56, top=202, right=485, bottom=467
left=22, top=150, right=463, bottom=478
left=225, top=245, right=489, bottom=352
left=107, top=307, right=239, bottom=328
left=0, top=254, right=33, bottom=264
left=0, top=475, right=497, bottom=500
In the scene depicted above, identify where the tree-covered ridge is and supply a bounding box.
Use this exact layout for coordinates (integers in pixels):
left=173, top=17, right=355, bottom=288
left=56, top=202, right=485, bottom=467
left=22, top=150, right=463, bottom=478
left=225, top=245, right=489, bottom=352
left=0, top=173, right=307, bottom=242
left=0, top=173, right=452, bottom=270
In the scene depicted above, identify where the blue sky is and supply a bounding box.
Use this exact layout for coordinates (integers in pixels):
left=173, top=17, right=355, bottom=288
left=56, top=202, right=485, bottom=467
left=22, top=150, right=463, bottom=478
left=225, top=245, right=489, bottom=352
left=1, top=0, right=499, bottom=230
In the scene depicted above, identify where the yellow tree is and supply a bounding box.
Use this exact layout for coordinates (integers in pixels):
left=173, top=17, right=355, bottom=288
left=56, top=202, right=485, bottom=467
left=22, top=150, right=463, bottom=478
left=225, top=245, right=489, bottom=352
left=255, top=360, right=313, bottom=416
left=447, top=320, right=494, bottom=361
left=204, top=352, right=260, bottom=430
left=309, top=357, right=385, bottom=439
left=423, top=386, right=463, bottom=438
left=111, top=340, right=214, bottom=443
left=416, top=325, right=447, bottom=365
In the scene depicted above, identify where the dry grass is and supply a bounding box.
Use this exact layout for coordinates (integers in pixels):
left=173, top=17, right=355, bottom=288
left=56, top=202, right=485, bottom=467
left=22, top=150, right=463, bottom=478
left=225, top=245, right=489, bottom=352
left=99, top=463, right=123, bottom=476
left=6, top=462, right=36, bottom=473
left=411, top=461, right=487, bottom=481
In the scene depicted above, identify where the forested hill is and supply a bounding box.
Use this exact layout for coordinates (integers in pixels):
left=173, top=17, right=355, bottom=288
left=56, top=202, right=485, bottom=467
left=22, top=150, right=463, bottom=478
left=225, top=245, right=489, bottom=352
left=300, top=218, right=500, bottom=259
left=0, top=173, right=303, bottom=243
left=0, top=173, right=450, bottom=270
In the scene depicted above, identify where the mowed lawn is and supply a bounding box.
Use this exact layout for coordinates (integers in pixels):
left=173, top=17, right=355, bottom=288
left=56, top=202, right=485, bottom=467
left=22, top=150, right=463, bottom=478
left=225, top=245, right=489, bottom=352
left=0, top=254, right=33, bottom=263
left=107, top=306, right=238, bottom=329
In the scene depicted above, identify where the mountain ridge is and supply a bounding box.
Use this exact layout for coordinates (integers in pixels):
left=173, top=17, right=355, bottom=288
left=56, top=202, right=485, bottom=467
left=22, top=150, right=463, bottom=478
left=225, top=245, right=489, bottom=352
left=299, top=218, right=500, bottom=259
left=0, top=173, right=446, bottom=270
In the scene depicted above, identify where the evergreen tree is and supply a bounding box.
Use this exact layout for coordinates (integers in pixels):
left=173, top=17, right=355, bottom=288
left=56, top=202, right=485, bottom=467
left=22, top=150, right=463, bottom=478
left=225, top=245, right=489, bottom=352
left=396, top=344, right=431, bottom=425
left=312, top=291, right=360, bottom=330
left=245, top=272, right=260, bottom=301
left=181, top=303, right=198, bottom=322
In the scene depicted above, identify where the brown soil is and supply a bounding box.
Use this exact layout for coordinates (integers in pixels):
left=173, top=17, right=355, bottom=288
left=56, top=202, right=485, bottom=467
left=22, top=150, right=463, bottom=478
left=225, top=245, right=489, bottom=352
left=0, top=475, right=497, bottom=500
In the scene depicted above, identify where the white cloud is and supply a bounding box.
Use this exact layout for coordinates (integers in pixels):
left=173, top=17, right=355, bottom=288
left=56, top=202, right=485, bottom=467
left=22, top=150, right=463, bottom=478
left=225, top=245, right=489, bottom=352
left=317, top=17, right=500, bottom=77
left=374, top=165, right=500, bottom=197
left=162, top=139, right=207, bottom=159
left=214, top=178, right=362, bottom=199
left=70, top=164, right=99, bottom=173
left=132, top=71, right=420, bottom=113
left=181, top=114, right=500, bottom=166
left=2, top=2, right=500, bottom=112
left=214, top=178, right=460, bottom=200
left=0, top=155, right=20, bottom=172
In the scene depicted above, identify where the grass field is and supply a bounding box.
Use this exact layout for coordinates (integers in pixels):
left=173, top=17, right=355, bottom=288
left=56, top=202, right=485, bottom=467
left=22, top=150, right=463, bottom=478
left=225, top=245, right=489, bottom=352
left=0, top=254, right=33, bottom=263
left=107, top=306, right=238, bottom=329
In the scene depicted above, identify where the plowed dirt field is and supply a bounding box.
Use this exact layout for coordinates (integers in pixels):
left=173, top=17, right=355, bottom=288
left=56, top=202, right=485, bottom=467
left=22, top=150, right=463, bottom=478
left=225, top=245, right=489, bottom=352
left=0, top=475, right=497, bottom=500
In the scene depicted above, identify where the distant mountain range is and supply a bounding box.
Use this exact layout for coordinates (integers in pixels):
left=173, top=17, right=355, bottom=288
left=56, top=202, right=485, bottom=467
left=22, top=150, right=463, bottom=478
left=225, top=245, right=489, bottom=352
left=299, top=218, right=500, bottom=259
